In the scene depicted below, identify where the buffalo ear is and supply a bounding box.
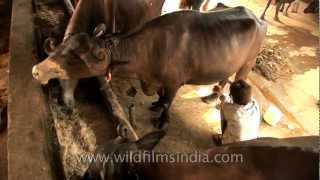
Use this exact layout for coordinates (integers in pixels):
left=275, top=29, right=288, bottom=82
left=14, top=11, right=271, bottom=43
left=93, top=24, right=107, bottom=38
left=136, top=130, right=166, bottom=151
left=43, top=37, right=57, bottom=55
left=80, top=51, right=106, bottom=69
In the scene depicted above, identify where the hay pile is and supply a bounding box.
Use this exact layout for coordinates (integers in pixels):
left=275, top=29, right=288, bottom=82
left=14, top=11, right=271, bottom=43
left=254, top=44, right=293, bottom=81
left=50, top=103, right=97, bottom=179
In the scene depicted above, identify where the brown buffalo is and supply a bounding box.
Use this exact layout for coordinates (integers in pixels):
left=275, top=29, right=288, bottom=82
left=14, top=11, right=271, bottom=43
left=38, top=0, right=165, bottom=107
left=81, top=135, right=318, bottom=180
left=32, top=7, right=267, bottom=129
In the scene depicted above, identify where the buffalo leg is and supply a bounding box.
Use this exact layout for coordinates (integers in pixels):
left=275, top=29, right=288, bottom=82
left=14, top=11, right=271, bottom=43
left=150, top=89, right=165, bottom=112
left=201, top=80, right=228, bottom=104
left=284, top=2, right=292, bottom=16
left=260, top=0, right=273, bottom=19
left=128, top=103, right=137, bottom=129
left=60, top=79, right=78, bottom=108
left=291, top=1, right=299, bottom=13
left=274, top=2, right=281, bottom=21
left=154, top=86, right=178, bottom=129
left=235, top=60, right=256, bottom=81
left=280, top=3, right=285, bottom=12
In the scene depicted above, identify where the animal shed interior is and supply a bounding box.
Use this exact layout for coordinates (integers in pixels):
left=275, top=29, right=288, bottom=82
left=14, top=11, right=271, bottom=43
left=1, top=0, right=318, bottom=179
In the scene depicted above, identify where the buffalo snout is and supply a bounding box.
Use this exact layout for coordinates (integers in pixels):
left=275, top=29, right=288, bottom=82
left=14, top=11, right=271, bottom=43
left=32, top=59, right=67, bottom=85
left=32, top=65, right=50, bottom=84
left=32, top=65, right=40, bottom=79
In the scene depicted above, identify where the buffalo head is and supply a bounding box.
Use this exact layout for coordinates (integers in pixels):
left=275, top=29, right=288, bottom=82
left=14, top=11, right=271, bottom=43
left=32, top=25, right=112, bottom=84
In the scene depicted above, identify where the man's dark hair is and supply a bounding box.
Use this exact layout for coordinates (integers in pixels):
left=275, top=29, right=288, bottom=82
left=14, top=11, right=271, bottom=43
left=230, top=80, right=252, bottom=105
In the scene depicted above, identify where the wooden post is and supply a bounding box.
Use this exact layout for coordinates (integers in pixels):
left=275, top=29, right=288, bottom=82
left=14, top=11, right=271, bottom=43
left=8, top=0, right=63, bottom=179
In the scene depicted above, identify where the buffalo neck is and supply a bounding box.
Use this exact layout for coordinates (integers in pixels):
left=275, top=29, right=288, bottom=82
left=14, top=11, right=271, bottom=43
left=110, top=33, right=145, bottom=75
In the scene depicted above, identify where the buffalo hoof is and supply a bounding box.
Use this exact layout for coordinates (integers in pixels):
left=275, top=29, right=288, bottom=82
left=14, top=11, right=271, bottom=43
left=153, top=112, right=170, bottom=130
left=153, top=119, right=169, bottom=130
left=201, top=93, right=219, bottom=104
left=61, top=105, right=73, bottom=115
left=128, top=104, right=137, bottom=129
left=149, top=102, right=163, bottom=112
left=212, top=134, right=222, bottom=146
left=63, top=95, right=75, bottom=109
left=62, top=89, right=75, bottom=109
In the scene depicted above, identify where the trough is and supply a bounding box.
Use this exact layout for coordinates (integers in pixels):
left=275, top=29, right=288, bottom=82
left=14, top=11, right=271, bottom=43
left=8, top=0, right=137, bottom=179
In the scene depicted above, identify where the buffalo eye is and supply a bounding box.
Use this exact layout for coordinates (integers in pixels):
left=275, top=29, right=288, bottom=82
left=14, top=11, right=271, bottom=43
left=43, top=37, right=57, bottom=55
left=94, top=48, right=105, bottom=60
